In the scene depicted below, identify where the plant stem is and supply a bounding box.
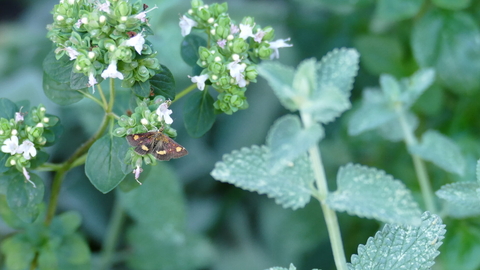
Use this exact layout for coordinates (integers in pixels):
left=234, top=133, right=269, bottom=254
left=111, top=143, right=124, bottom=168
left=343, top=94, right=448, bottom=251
left=172, top=83, right=197, bottom=103
left=99, top=195, right=126, bottom=270
left=78, top=90, right=106, bottom=110
left=300, top=112, right=348, bottom=270
left=395, top=105, right=437, bottom=213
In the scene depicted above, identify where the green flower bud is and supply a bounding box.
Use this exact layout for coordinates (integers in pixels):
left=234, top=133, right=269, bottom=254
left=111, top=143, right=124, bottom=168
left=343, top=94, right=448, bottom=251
left=245, top=65, right=258, bottom=81
left=199, top=46, right=211, bottom=61
left=210, top=3, right=228, bottom=17
left=114, top=46, right=133, bottom=62
left=262, top=26, right=275, bottom=41
left=115, top=23, right=127, bottom=33
left=231, top=38, right=248, bottom=54
left=241, top=16, right=255, bottom=26
left=196, top=6, right=211, bottom=21
left=208, top=61, right=225, bottom=75
left=115, top=1, right=132, bottom=17
left=141, top=57, right=160, bottom=70
left=191, top=0, right=204, bottom=9
left=257, top=43, right=272, bottom=60
left=134, top=65, right=151, bottom=82
left=36, top=136, right=47, bottom=146
left=114, top=127, right=127, bottom=137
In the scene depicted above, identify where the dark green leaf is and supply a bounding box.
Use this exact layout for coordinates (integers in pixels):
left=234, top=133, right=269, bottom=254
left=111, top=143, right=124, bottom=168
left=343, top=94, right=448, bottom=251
left=1, top=234, right=36, bottom=270
left=43, top=72, right=84, bottom=105
left=0, top=195, right=26, bottom=229
left=0, top=98, right=18, bottom=119
left=7, top=173, right=44, bottom=223
left=70, top=72, right=91, bottom=90
left=56, top=234, right=91, bottom=270
left=132, top=80, right=151, bottom=98
left=432, top=0, right=471, bottom=10
left=0, top=153, right=10, bottom=174
left=183, top=90, right=215, bottom=137
left=85, top=135, right=128, bottom=193
left=150, top=65, right=176, bottom=100
left=29, top=151, right=50, bottom=169
left=375, top=0, right=424, bottom=22
left=180, top=34, right=207, bottom=67
left=50, top=211, right=82, bottom=237
left=42, top=49, right=73, bottom=84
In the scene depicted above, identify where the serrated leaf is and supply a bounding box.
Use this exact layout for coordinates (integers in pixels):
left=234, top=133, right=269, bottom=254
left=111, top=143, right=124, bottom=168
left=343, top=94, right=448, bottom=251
left=183, top=90, right=215, bottom=138
left=258, top=62, right=297, bottom=111
left=349, top=212, right=445, bottom=270
left=85, top=135, right=128, bottom=193
left=436, top=182, right=480, bottom=218
left=211, top=145, right=314, bottom=210
left=399, top=68, right=436, bottom=108
left=380, top=74, right=401, bottom=102
left=378, top=111, right=418, bottom=142
left=408, top=130, right=466, bottom=176
left=7, top=173, right=45, bottom=223
left=43, top=72, right=84, bottom=106
left=303, top=85, right=352, bottom=124
left=326, top=163, right=421, bottom=226
left=0, top=98, right=18, bottom=119
left=375, top=0, right=424, bottom=22
left=265, top=264, right=297, bottom=270
left=132, top=80, right=151, bottom=98
left=293, top=58, right=317, bottom=98
left=181, top=34, right=207, bottom=67
left=150, top=65, right=176, bottom=100
left=266, top=114, right=323, bottom=173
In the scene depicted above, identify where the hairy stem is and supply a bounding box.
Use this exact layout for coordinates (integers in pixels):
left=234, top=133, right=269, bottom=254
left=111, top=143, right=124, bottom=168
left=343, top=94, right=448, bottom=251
left=99, top=195, right=126, bottom=270
left=395, top=105, right=437, bottom=213
left=300, top=111, right=348, bottom=270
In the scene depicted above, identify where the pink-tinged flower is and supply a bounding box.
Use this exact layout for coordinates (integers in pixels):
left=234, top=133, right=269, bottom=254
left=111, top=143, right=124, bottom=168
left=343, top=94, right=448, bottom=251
left=254, top=30, right=265, bottom=43
left=239, top=24, right=254, bottom=40
left=97, top=0, right=111, bottom=13
left=15, top=111, right=24, bottom=123
left=125, top=31, right=145, bottom=54
left=18, top=139, right=36, bottom=160
left=74, top=19, right=83, bottom=28
left=134, top=5, right=158, bottom=23
left=179, top=15, right=198, bottom=37
left=133, top=166, right=143, bottom=184
left=156, top=102, right=173, bottom=124
left=1, top=136, right=19, bottom=155
left=101, top=61, right=124, bottom=80
left=268, top=38, right=293, bottom=59
left=22, top=167, right=36, bottom=188
left=217, top=39, right=227, bottom=49
left=189, top=74, right=209, bottom=90
left=227, top=60, right=247, bottom=87
left=230, top=24, right=239, bottom=35
left=65, top=47, right=79, bottom=60
left=88, top=72, right=98, bottom=93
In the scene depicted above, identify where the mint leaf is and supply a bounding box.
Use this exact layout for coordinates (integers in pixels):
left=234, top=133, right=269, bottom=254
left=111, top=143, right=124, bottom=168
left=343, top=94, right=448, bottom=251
left=258, top=62, right=297, bottom=111
left=436, top=182, right=480, bottom=218
left=211, top=145, right=314, bottom=210
left=265, top=264, right=297, bottom=270
left=327, top=164, right=421, bottom=226
left=399, top=68, right=436, bottom=108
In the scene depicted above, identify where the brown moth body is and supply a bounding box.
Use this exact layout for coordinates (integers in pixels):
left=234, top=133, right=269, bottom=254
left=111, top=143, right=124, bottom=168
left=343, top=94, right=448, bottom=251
left=126, top=131, right=188, bottom=161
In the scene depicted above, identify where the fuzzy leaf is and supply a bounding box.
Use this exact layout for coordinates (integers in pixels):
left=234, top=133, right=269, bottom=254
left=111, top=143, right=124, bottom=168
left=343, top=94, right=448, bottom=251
left=258, top=62, right=297, bottom=111
left=326, top=164, right=422, bottom=226
left=349, top=212, right=445, bottom=270
left=266, top=114, right=323, bottom=172
left=265, top=264, right=297, bottom=270
left=378, top=111, right=418, bottom=142
left=408, top=130, right=466, bottom=176
left=211, top=145, right=314, bottom=210
left=399, top=68, right=436, bottom=108
left=436, top=182, right=480, bottom=218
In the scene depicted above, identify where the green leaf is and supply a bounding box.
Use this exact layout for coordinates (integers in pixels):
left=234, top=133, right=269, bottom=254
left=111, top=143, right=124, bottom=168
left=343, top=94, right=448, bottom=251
left=399, top=68, right=436, bottom=108
left=265, top=264, right=297, bottom=270
left=440, top=221, right=480, bottom=270
left=432, top=0, right=471, bottom=10
left=150, top=65, right=176, bottom=100
left=56, top=234, right=91, bottom=270
left=0, top=98, right=18, bottom=119
left=292, top=58, right=317, bottom=98
left=211, top=145, right=314, bottom=210
left=412, top=10, right=480, bottom=93
left=42, top=49, right=73, bottom=84
left=132, top=80, right=151, bottom=98
left=348, top=88, right=396, bottom=136
left=50, top=211, right=82, bottom=237
left=349, top=212, right=445, bottom=270
left=7, top=173, right=44, bottom=223
left=0, top=153, right=10, bottom=173
left=180, top=34, right=207, bottom=67
left=38, top=245, right=58, bottom=270
left=43, top=72, right=84, bottom=105
left=183, top=90, right=215, bottom=137
left=1, top=234, right=35, bottom=270
left=119, top=163, right=186, bottom=228
left=377, top=111, right=418, bottom=142
left=477, top=159, right=480, bottom=182
left=70, top=72, right=94, bottom=90
left=379, top=74, right=401, bottom=102
left=258, top=62, right=297, bottom=111
left=327, top=164, right=421, bottom=226
left=29, top=151, right=50, bottom=169
left=375, top=0, right=424, bottom=22
left=408, top=130, right=466, bottom=176
left=0, top=195, right=26, bottom=229
left=266, top=114, right=323, bottom=172
left=436, top=182, right=480, bottom=218
left=85, top=135, right=128, bottom=193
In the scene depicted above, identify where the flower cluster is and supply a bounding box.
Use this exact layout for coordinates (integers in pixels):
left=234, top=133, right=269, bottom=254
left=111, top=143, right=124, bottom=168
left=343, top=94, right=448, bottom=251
left=0, top=105, right=59, bottom=186
left=180, top=0, right=292, bottom=114
left=47, top=0, right=160, bottom=90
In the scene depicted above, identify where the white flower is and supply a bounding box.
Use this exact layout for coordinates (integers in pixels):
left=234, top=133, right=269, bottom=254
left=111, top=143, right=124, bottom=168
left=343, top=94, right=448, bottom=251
left=125, top=31, right=145, bottom=54
left=134, top=5, right=158, bottom=23
left=254, top=30, right=265, bottom=43
left=133, top=166, right=143, bottom=184
left=217, top=39, right=227, bottom=49
left=15, top=112, right=24, bottom=123
left=227, top=60, right=247, bottom=87
left=22, top=167, right=36, bottom=188
left=156, top=102, right=173, bottom=124
left=268, top=38, right=293, bottom=59
left=18, top=139, right=36, bottom=160
left=88, top=72, right=97, bottom=93
left=101, top=61, right=124, bottom=80
left=230, top=24, right=239, bottom=35
left=239, top=23, right=254, bottom=40
left=1, top=136, right=19, bottom=155
left=189, top=74, right=209, bottom=91
left=179, top=15, right=198, bottom=37
left=74, top=19, right=83, bottom=28
left=97, top=0, right=111, bottom=13
left=65, top=47, right=79, bottom=60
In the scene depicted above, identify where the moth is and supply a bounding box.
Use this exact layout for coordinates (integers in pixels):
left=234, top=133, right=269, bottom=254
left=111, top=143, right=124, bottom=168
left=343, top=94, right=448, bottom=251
left=126, top=131, right=188, bottom=161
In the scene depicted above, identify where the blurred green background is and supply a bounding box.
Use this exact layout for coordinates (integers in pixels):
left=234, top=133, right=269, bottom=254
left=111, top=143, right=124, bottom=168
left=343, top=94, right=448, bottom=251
left=2, top=0, right=480, bottom=269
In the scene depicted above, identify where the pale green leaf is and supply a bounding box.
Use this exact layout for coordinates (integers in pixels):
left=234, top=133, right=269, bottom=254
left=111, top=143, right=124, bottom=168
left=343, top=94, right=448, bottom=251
left=1, top=234, right=35, bottom=270
left=326, top=163, right=422, bottom=226
left=293, top=58, right=317, bottom=98
left=436, top=182, right=480, bottom=218
left=349, top=212, right=445, bottom=270
left=378, top=111, right=418, bottom=142
left=399, top=68, right=436, bottom=108
left=408, top=130, right=466, bottom=176
left=265, top=264, right=297, bottom=270
left=266, top=114, right=323, bottom=173
left=375, top=0, right=424, bottom=22
left=379, top=74, right=401, bottom=102
left=258, top=62, right=297, bottom=111
left=303, top=86, right=352, bottom=124
left=211, top=145, right=314, bottom=210
left=476, top=159, right=480, bottom=182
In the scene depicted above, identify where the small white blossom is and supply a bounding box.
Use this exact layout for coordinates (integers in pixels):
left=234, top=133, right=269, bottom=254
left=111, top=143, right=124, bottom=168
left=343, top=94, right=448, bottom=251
left=156, top=102, right=173, bottom=124
left=101, top=61, right=124, bottom=80
left=189, top=74, right=209, bottom=91
left=227, top=60, right=247, bottom=87
left=239, top=23, right=255, bottom=40
left=97, top=0, right=111, bottom=13
left=179, top=15, right=198, bottom=37
left=125, top=31, right=145, bottom=54
left=134, top=5, right=158, bottom=23
left=133, top=166, right=143, bottom=184
left=18, top=139, right=36, bottom=160
left=65, top=47, right=79, bottom=60
left=140, top=118, right=149, bottom=125
left=217, top=39, right=227, bottom=49
left=268, top=38, right=293, bottom=59
left=74, top=19, right=83, bottom=28
left=1, top=136, right=19, bottom=155
left=22, top=167, right=36, bottom=188
left=88, top=72, right=97, bottom=93
left=254, top=30, right=266, bottom=43
left=15, top=111, right=24, bottom=123
left=230, top=24, right=239, bottom=35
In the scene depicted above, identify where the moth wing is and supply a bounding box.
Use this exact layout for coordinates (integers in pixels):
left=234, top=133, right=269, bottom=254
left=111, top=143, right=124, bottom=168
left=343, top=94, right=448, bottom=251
left=152, top=135, right=188, bottom=161
left=127, top=132, right=156, bottom=155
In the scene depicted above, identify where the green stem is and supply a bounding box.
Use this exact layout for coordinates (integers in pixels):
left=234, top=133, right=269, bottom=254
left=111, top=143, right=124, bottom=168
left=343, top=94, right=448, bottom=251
left=172, top=83, right=197, bottom=103
left=300, top=111, right=348, bottom=270
left=395, top=105, right=437, bottom=213
left=98, top=83, right=109, bottom=109
left=78, top=90, right=106, bottom=110
left=99, top=195, right=126, bottom=270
